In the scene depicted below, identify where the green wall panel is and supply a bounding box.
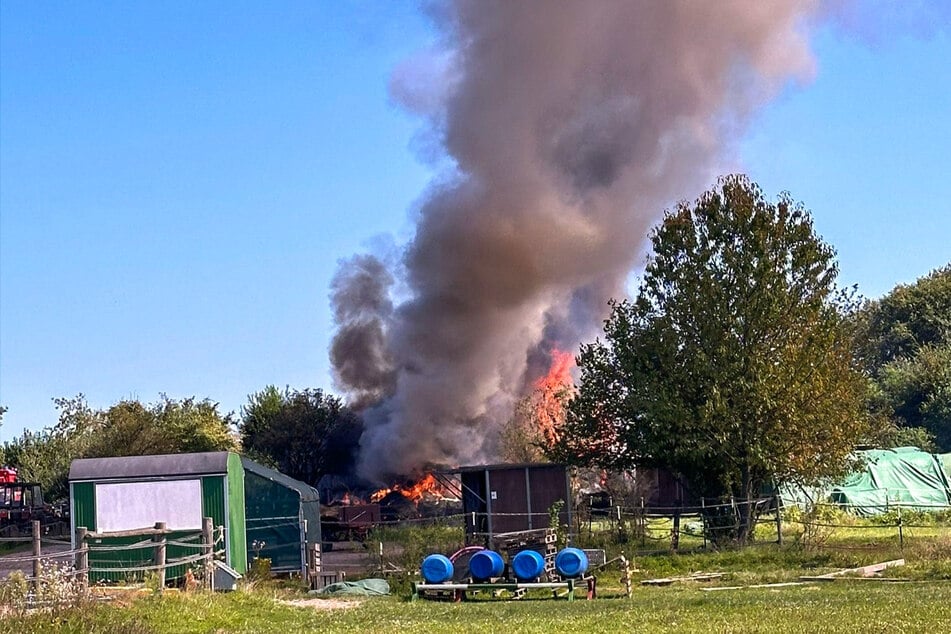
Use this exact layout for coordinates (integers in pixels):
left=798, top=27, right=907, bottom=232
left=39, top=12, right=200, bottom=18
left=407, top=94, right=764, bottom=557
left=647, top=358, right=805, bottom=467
left=244, top=470, right=302, bottom=572
left=226, top=453, right=248, bottom=572
left=71, top=481, right=96, bottom=533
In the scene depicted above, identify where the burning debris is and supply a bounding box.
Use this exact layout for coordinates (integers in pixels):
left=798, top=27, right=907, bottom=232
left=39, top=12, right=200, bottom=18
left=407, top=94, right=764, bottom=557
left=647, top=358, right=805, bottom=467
left=368, top=473, right=448, bottom=504
left=330, top=1, right=821, bottom=481
left=320, top=471, right=462, bottom=537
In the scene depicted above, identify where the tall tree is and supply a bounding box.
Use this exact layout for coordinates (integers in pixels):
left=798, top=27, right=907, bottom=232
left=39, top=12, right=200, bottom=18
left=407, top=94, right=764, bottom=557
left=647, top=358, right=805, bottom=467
left=856, top=265, right=951, bottom=372
left=857, top=265, right=951, bottom=451
left=240, top=387, right=363, bottom=485
left=551, top=175, right=870, bottom=541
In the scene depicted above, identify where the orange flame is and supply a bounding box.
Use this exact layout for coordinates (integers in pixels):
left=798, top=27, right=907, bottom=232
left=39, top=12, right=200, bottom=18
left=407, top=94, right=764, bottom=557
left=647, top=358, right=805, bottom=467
left=369, top=473, right=446, bottom=504
left=532, top=349, right=575, bottom=447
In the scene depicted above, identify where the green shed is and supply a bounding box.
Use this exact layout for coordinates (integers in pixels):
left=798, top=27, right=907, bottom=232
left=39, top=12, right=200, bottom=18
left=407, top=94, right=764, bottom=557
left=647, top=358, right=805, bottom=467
left=68, top=452, right=321, bottom=580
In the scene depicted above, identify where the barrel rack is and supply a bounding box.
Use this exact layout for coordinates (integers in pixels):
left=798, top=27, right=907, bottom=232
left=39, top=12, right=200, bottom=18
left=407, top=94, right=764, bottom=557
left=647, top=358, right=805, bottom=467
left=411, top=576, right=597, bottom=602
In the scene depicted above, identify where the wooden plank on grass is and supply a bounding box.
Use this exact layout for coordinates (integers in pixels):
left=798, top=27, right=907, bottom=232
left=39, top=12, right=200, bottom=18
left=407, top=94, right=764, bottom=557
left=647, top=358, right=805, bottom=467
left=799, top=559, right=905, bottom=581
left=641, top=573, right=724, bottom=586
left=701, top=582, right=811, bottom=592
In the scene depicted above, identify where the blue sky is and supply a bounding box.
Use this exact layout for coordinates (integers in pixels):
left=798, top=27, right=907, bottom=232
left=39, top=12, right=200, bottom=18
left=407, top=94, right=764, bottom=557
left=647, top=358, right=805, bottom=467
left=1, top=3, right=949, bottom=440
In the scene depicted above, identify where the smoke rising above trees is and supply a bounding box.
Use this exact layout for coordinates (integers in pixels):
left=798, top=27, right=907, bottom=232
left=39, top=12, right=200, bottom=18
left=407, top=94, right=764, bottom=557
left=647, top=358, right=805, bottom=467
left=330, top=1, right=823, bottom=480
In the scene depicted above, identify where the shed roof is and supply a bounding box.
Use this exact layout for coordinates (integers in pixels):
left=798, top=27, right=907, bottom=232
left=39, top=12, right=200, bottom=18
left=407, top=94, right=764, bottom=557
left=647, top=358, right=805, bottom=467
left=450, top=462, right=566, bottom=474
left=69, top=452, right=232, bottom=481
left=240, top=456, right=319, bottom=503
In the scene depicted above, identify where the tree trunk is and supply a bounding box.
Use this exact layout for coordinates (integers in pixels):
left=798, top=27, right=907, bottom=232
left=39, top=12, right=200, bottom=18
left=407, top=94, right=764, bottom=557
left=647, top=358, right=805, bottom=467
left=737, top=464, right=753, bottom=544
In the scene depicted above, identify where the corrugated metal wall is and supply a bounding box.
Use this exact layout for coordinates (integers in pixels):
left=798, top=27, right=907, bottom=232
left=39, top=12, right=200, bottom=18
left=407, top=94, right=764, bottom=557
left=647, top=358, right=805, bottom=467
left=71, top=481, right=96, bottom=533
left=461, top=464, right=570, bottom=543
left=226, top=453, right=248, bottom=573
left=244, top=470, right=302, bottom=573
left=73, top=476, right=230, bottom=583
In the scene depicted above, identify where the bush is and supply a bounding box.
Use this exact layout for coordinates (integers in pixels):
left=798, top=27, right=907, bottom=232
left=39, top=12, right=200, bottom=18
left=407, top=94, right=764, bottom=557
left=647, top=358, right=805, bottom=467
left=0, top=559, right=87, bottom=615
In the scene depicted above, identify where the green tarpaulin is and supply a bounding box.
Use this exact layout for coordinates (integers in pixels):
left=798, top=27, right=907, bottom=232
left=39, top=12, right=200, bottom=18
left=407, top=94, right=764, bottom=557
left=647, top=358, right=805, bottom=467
left=940, top=454, right=951, bottom=481
left=783, top=447, right=951, bottom=517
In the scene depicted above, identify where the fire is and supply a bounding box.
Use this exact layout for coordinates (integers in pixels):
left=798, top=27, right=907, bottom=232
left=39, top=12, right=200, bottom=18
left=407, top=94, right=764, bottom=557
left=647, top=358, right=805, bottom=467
left=532, top=349, right=576, bottom=447
left=369, top=473, right=446, bottom=504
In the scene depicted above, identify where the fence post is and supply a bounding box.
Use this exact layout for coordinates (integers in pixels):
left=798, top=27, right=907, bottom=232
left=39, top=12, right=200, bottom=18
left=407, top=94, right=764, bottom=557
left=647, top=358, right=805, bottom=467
left=378, top=540, right=385, bottom=575
left=701, top=498, right=707, bottom=549
left=671, top=504, right=681, bottom=551
left=639, top=497, right=646, bottom=545
left=76, top=526, right=89, bottom=593
left=307, top=542, right=321, bottom=589
left=897, top=504, right=904, bottom=551
left=153, top=522, right=167, bottom=590
left=202, top=517, right=214, bottom=590
left=32, top=520, right=42, bottom=597
left=775, top=495, right=784, bottom=546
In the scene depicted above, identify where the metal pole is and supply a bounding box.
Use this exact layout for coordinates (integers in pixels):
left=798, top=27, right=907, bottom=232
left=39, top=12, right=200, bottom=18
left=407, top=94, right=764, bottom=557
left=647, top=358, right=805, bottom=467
left=525, top=467, right=533, bottom=530
left=484, top=469, right=493, bottom=548
left=775, top=495, right=784, bottom=546
left=897, top=504, right=904, bottom=551
left=564, top=468, right=573, bottom=541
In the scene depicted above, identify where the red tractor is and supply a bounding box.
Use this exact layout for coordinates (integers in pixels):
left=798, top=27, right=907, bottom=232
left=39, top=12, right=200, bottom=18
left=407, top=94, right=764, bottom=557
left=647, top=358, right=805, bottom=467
left=0, top=467, right=63, bottom=536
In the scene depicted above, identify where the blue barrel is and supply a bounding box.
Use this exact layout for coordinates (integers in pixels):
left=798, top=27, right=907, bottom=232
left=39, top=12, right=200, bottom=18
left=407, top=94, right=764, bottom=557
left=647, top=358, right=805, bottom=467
left=511, top=550, right=546, bottom=581
left=420, top=554, right=454, bottom=583
left=468, top=549, right=504, bottom=581
left=554, top=547, right=589, bottom=578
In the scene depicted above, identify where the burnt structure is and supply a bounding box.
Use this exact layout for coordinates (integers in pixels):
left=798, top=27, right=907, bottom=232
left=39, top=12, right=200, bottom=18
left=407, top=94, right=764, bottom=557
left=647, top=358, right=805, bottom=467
left=455, top=463, right=571, bottom=545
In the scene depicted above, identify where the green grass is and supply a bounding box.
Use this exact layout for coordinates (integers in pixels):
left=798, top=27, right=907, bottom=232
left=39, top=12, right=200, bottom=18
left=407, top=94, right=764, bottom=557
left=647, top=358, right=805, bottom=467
left=3, top=582, right=950, bottom=634
left=4, top=515, right=951, bottom=633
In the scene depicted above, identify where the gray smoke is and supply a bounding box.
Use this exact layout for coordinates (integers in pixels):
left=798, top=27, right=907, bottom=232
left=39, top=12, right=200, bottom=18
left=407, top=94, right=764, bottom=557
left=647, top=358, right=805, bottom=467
left=331, top=0, right=820, bottom=480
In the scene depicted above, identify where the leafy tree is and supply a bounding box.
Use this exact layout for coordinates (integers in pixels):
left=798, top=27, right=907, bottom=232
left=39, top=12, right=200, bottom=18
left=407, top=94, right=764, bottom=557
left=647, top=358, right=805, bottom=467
left=240, top=387, right=363, bottom=485
left=498, top=397, right=555, bottom=464
left=870, top=344, right=951, bottom=451
left=82, top=396, right=238, bottom=459
left=2, top=395, right=237, bottom=501
left=856, top=266, right=951, bottom=451
left=856, top=265, right=951, bottom=372
left=873, top=421, right=937, bottom=453
left=3, top=396, right=103, bottom=500
left=551, top=175, right=871, bottom=542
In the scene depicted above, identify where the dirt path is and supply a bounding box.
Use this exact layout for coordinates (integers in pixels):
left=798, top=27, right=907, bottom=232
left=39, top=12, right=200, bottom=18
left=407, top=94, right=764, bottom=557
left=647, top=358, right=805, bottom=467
left=277, top=598, right=363, bottom=611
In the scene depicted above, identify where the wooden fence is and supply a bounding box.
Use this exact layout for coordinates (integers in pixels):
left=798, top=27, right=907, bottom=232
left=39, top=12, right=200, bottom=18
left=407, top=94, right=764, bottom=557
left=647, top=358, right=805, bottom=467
left=0, top=518, right=219, bottom=597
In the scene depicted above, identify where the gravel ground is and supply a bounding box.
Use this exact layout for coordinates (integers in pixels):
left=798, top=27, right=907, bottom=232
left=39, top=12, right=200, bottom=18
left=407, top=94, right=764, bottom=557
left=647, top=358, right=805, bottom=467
left=0, top=540, right=72, bottom=578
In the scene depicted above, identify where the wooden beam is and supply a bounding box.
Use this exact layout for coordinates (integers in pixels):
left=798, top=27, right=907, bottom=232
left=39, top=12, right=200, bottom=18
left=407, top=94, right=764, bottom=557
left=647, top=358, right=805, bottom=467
left=798, top=559, right=905, bottom=581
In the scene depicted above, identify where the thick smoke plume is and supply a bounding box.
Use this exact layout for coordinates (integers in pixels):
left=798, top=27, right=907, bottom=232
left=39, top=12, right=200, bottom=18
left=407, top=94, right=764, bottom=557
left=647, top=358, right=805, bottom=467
left=331, top=0, right=820, bottom=481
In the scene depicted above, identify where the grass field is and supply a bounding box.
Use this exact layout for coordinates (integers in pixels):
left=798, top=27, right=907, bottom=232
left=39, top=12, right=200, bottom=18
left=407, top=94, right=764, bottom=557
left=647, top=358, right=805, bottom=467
left=2, top=581, right=950, bottom=634
left=3, top=513, right=951, bottom=633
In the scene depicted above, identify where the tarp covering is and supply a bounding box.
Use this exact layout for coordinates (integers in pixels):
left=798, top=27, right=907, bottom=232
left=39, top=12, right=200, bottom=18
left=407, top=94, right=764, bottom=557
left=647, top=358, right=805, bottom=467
left=312, top=579, right=390, bottom=596
left=784, top=447, right=951, bottom=517
left=940, top=454, right=951, bottom=482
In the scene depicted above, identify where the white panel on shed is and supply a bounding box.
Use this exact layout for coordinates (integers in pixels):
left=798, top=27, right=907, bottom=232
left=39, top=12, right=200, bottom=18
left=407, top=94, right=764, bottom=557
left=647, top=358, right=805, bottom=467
left=95, top=480, right=203, bottom=532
